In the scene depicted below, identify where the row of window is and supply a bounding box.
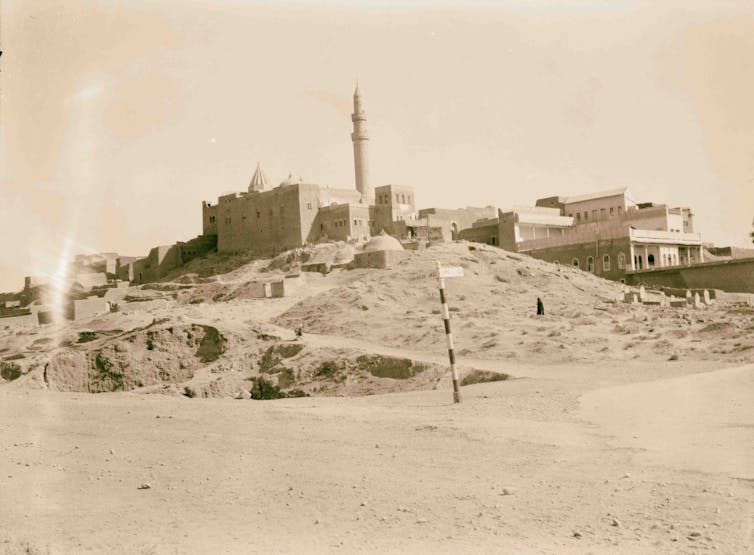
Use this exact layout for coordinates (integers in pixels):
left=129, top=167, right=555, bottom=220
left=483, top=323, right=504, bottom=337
left=376, top=193, right=413, bottom=206
left=570, top=206, right=623, bottom=222
left=554, top=253, right=626, bottom=273
left=321, top=218, right=371, bottom=230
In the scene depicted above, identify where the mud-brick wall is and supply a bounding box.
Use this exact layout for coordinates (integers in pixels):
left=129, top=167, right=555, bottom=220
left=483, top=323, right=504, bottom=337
left=626, top=257, right=754, bottom=293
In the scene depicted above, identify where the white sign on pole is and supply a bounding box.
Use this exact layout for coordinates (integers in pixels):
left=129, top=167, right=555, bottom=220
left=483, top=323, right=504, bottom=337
left=438, top=265, right=464, bottom=279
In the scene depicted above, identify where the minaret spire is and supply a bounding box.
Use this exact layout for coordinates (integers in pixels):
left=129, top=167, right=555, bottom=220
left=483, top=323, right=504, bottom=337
left=351, top=83, right=371, bottom=200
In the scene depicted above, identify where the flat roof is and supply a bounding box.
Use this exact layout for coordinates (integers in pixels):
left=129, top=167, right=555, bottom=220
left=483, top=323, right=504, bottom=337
left=560, top=187, right=630, bottom=204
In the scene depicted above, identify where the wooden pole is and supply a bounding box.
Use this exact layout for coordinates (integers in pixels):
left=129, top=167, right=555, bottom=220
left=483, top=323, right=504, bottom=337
left=436, top=261, right=461, bottom=403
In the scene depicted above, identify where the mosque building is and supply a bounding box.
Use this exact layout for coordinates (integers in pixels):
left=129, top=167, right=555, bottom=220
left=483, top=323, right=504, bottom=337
left=201, top=85, right=428, bottom=255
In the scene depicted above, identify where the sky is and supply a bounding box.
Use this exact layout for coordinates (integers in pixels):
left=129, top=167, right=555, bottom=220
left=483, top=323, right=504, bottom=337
left=1, top=0, right=753, bottom=291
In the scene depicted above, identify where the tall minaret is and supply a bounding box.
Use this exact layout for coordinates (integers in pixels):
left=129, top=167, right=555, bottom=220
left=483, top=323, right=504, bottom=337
left=351, top=83, right=372, bottom=200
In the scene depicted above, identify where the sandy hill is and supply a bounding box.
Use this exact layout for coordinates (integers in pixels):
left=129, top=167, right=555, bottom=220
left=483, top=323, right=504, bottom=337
left=1, top=241, right=753, bottom=398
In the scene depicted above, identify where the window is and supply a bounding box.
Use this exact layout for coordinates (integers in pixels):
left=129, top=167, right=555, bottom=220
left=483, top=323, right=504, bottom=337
left=618, top=206, right=623, bottom=214
left=572, top=258, right=580, bottom=268
left=617, top=252, right=626, bottom=269
left=602, top=254, right=611, bottom=272
left=648, top=254, right=655, bottom=267
left=586, top=256, right=594, bottom=272
left=354, top=219, right=358, bottom=226
left=256, top=211, right=260, bottom=219
left=307, top=202, right=312, bottom=210
left=592, top=210, right=597, bottom=219
left=610, top=207, right=614, bottom=216
left=576, top=213, right=581, bottom=222
left=584, top=212, right=589, bottom=221
left=600, top=208, right=606, bottom=219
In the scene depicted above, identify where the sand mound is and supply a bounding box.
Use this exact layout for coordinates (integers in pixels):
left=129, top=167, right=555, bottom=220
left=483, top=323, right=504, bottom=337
left=3, top=241, right=754, bottom=398
left=273, top=243, right=624, bottom=362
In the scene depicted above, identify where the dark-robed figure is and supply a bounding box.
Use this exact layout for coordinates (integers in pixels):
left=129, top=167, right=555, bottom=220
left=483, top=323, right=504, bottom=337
left=536, top=297, right=544, bottom=316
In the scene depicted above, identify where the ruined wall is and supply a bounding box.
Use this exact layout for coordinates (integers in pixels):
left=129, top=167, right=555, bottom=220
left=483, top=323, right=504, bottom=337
left=626, top=257, right=754, bottom=293
left=178, top=234, right=217, bottom=264
left=73, top=298, right=111, bottom=321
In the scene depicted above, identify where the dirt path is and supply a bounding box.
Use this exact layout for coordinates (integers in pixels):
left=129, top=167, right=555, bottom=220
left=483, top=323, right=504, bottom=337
left=2, top=362, right=752, bottom=554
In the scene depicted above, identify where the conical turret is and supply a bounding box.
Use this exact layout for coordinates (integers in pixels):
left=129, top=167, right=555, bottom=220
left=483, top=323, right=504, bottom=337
left=248, top=162, right=269, bottom=193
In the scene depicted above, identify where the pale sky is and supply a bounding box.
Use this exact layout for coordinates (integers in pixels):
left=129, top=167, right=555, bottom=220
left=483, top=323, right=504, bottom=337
left=1, top=0, right=753, bottom=291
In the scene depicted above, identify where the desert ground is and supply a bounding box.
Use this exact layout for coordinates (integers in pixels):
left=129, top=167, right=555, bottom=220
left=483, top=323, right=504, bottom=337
left=1, top=242, right=753, bottom=554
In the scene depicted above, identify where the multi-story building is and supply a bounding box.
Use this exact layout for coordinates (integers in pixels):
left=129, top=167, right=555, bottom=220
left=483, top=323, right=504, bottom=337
left=200, top=86, right=420, bottom=256
left=459, top=187, right=704, bottom=282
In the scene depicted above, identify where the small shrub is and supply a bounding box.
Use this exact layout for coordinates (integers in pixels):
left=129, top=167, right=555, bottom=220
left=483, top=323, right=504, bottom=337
left=183, top=386, right=196, bottom=398
left=286, top=389, right=308, bottom=398
left=355, top=355, right=424, bottom=380
left=250, top=376, right=286, bottom=400
left=196, top=326, right=226, bottom=362
left=0, top=362, right=22, bottom=381
left=314, top=361, right=339, bottom=379
left=77, top=331, right=98, bottom=344
left=460, top=370, right=509, bottom=387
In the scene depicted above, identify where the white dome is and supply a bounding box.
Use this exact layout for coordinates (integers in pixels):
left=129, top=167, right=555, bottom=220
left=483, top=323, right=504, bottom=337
left=333, top=244, right=355, bottom=265
left=363, top=233, right=404, bottom=253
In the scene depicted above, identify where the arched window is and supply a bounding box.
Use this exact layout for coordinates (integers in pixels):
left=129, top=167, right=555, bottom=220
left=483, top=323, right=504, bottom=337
left=572, top=258, right=580, bottom=268
left=586, top=256, right=594, bottom=272
left=617, top=252, right=626, bottom=270
left=602, top=254, right=611, bottom=272
left=648, top=254, right=655, bottom=267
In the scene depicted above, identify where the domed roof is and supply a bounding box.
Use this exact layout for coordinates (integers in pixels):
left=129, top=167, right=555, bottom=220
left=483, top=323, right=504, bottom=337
left=333, top=244, right=355, bottom=265
left=363, top=232, right=404, bottom=253
left=279, top=171, right=303, bottom=187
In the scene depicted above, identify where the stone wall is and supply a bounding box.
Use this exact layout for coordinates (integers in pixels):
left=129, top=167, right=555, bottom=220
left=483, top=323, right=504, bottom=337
left=216, top=184, right=320, bottom=254
left=626, top=257, right=754, bottom=293
left=315, top=204, right=370, bottom=242
left=418, top=206, right=497, bottom=241
left=458, top=221, right=499, bottom=247
left=522, top=236, right=633, bottom=281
